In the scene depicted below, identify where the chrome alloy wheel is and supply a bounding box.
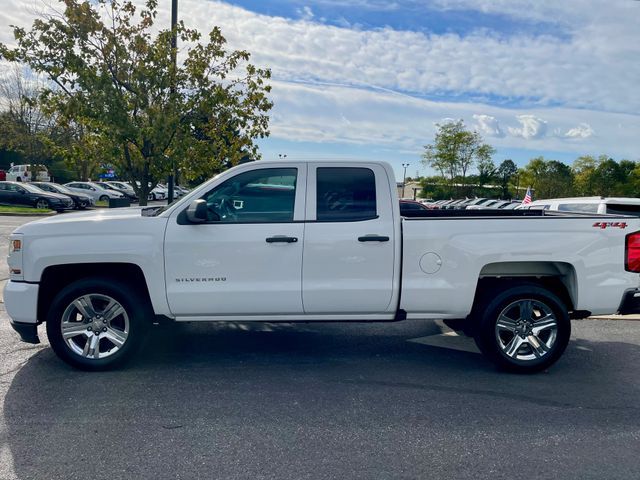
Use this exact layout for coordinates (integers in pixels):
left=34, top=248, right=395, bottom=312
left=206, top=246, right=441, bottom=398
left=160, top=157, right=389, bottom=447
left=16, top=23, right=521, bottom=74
left=60, top=294, right=130, bottom=360
left=494, top=299, right=558, bottom=361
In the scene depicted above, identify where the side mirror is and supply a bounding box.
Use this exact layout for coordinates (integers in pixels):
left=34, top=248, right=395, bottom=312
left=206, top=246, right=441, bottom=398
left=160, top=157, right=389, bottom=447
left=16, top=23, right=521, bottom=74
left=186, top=199, right=210, bottom=223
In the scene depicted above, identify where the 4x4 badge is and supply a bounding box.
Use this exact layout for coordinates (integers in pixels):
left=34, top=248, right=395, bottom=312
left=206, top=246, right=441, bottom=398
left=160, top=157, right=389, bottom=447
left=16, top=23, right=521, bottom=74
left=593, top=222, right=627, bottom=230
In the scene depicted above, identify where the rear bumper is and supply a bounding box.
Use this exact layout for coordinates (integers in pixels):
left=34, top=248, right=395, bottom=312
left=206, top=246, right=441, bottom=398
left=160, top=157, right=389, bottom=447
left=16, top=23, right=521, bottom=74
left=618, top=289, right=640, bottom=315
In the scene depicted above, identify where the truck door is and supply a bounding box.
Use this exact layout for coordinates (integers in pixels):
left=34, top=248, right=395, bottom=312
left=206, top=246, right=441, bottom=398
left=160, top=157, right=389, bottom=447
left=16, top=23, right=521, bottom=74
left=164, top=164, right=306, bottom=316
left=302, top=164, right=398, bottom=314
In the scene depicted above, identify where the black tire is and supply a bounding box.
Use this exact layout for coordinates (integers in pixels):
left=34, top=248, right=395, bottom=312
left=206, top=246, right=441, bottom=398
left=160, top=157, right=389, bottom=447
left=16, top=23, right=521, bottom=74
left=99, top=195, right=109, bottom=202
left=16, top=177, right=22, bottom=182
left=473, top=283, right=571, bottom=373
left=46, top=278, right=148, bottom=370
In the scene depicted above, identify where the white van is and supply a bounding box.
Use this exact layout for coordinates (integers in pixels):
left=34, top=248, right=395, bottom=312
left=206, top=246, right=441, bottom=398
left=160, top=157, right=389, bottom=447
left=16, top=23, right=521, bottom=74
left=517, top=197, right=640, bottom=216
left=6, top=164, right=51, bottom=183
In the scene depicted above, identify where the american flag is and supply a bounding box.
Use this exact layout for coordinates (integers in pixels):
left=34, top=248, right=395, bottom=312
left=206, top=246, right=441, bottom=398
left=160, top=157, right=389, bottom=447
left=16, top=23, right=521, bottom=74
left=522, top=187, right=532, bottom=205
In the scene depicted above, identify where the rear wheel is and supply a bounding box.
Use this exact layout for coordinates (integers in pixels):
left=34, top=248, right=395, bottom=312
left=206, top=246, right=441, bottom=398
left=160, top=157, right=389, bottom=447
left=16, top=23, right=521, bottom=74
left=46, top=278, right=147, bottom=370
left=473, top=284, right=570, bottom=373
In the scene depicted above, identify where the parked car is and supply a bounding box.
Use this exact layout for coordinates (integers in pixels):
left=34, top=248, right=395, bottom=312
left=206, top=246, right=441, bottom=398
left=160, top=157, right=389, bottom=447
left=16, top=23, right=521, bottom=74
left=129, top=182, right=167, bottom=201
left=7, top=160, right=640, bottom=374
left=104, top=181, right=138, bottom=200
left=175, top=186, right=190, bottom=196
left=467, top=199, right=504, bottom=210
left=399, top=199, right=429, bottom=215
left=31, top=182, right=94, bottom=209
left=158, top=184, right=186, bottom=199
left=435, top=199, right=456, bottom=209
left=465, top=198, right=496, bottom=209
left=96, top=182, right=138, bottom=201
left=499, top=201, right=522, bottom=210
left=0, top=181, right=74, bottom=211
left=517, top=197, right=640, bottom=216
left=64, top=181, right=125, bottom=202
left=6, top=164, right=51, bottom=182
left=151, top=184, right=168, bottom=200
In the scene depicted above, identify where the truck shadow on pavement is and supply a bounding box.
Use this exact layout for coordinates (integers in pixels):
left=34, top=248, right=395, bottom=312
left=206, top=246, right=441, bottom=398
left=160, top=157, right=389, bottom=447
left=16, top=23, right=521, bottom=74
left=4, top=321, right=640, bottom=480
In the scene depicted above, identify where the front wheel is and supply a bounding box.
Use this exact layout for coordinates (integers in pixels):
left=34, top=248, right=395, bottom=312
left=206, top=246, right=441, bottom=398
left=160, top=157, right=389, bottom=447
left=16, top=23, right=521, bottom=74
left=99, top=195, right=109, bottom=202
left=35, top=199, right=49, bottom=210
left=473, top=284, right=570, bottom=373
left=46, top=278, right=147, bottom=370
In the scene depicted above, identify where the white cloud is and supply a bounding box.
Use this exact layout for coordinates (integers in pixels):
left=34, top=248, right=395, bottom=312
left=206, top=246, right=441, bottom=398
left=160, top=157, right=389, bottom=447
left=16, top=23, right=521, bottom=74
left=47, top=0, right=635, bottom=114
left=564, top=123, right=594, bottom=139
left=296, top=6, right=315, bottom=21
left=1, top=0, right=637, bottom=160
left=473, top=114, right=503, bottom=137
left=507, top=115, right=548, bottom=140
left=268, top=80, right=640, bottom=158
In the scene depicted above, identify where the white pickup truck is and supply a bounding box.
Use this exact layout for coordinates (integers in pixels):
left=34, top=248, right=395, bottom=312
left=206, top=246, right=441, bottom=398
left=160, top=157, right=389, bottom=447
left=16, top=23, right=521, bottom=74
left=6, top=161, right=640, bottom=372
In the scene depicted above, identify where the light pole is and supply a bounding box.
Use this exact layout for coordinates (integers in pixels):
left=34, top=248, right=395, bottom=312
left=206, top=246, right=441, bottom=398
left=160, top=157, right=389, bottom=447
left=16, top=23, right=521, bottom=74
left=167, top=0, right=178, bottom=204
left=401, top=163, right=410, bottom=199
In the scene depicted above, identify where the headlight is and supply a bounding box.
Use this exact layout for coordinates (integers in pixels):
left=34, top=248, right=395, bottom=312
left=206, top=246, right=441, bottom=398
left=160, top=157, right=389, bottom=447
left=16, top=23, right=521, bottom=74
left=8, top=234, right=24, bottom=280
left=10, top=239, right=21, bottom=253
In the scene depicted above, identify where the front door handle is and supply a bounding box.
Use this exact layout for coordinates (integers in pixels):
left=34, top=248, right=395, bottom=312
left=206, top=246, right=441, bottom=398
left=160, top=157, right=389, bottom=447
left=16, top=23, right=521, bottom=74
left=358, top=235, right=390, bottom=242
left=266, top=236, right=298, bottom=243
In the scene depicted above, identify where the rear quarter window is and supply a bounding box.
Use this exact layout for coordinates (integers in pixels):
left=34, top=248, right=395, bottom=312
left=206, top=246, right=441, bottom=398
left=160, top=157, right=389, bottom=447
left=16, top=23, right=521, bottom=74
left=605, top=204, right=640, bottom=217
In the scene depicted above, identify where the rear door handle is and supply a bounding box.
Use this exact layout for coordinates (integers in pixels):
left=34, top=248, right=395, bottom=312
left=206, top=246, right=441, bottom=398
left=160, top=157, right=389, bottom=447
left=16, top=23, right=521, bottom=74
left=358, top=235, right=390, bottom=242
left=266, top=236, right=298, bottom=243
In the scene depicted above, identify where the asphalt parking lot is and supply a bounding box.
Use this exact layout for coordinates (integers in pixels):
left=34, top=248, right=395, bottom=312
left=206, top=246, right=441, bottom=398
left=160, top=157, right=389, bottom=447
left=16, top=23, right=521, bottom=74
left=1, top=215, right=640, bottom=479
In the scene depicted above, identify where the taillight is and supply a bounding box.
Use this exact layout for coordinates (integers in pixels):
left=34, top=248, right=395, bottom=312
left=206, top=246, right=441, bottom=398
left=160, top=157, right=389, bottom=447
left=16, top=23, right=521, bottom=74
left=625, top=232, right=640, bottom=272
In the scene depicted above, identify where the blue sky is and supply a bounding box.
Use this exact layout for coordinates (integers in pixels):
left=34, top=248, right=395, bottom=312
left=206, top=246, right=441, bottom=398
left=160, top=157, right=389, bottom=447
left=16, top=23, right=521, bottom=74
left=2, top=0, right=639, bottom=180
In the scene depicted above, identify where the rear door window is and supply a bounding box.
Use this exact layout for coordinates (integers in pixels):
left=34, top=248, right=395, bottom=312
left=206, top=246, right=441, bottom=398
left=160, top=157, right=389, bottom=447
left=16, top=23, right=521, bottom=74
left=558, top=203, right=599, bottom=213
left=316, top=167, right=377, bottom=221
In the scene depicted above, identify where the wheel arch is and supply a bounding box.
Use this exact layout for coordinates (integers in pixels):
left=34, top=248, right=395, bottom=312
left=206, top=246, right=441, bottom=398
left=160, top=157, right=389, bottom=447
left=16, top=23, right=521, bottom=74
left=38, top=263, right=154, bottom=322
left=473, top=261, right=578, bottom=314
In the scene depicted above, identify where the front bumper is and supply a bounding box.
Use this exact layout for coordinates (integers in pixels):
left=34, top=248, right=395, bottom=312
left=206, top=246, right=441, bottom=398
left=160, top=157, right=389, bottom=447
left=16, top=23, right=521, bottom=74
left=618, top=288, right=640, bottom=315
left=10, top=321, right=40, bottom=344
left=4, top=281, right=40, bottom=343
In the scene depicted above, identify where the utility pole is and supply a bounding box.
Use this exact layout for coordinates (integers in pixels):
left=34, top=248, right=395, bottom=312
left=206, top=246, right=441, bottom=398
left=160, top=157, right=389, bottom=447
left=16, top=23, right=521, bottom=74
left=401, top=163, right=410, bottom=199
left=167, top=0, right=178, bottom=204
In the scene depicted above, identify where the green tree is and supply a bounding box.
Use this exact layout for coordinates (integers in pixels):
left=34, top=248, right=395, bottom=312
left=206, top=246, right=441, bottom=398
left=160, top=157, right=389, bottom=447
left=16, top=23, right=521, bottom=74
left=520, top=157, right=574, bottom=199
left=496, top=159, right=517, bottom=199
left=476, top=150, right=496, bottom=189
left=592, top=157, right=624, bottom=197
left=1, top=0, right=272, bottom=204
left=572, top=155, right=597, bottom=196
left=0, top=66, right=53, bottom=167
left=45, top=121, right=113, bottom=181
left=421, top=119, right=495, bottom=196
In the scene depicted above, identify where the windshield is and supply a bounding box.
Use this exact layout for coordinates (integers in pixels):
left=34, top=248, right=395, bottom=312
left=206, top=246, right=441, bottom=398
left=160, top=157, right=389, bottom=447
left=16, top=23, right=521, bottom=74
left=47, top=183, right=74, bottom=194
left=21, top=183, right=48, bottom=194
